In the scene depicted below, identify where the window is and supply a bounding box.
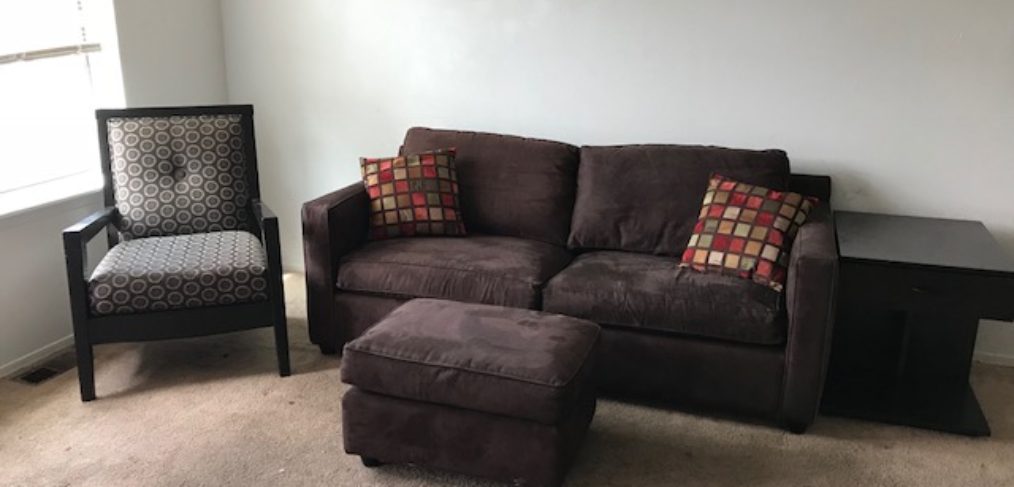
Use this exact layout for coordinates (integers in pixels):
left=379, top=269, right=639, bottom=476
left=0, top=0, right=122, bottom=214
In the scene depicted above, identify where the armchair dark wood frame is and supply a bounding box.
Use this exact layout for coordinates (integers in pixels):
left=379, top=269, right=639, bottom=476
left=63, top=105, right=290, bottom=402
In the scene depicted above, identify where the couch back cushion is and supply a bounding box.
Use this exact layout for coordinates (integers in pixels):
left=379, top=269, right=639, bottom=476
left=402, top=127, right=579, bottom=246
left=569, top=144, right=791, bottom=256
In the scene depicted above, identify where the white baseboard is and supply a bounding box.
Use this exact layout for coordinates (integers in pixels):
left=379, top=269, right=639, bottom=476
left=974, top=320, right=1014, bottom=368
left=974, top=351, right=1014, bottom=368
left=0, top=335, right=74, bottom=379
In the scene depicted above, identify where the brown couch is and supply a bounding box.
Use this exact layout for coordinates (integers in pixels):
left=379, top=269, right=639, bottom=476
left=302, top=127, right=838, bottom=433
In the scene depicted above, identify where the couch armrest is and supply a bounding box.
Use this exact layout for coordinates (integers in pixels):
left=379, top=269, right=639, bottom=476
left=301, top=183, right=370, bottom=350
left=780, top=204, right=838, bottom=432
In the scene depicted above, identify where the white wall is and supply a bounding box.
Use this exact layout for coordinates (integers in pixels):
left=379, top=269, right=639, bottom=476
left=220, top=0, right=1014, bottom=361
left=221, top=0, right=1014, bottom=262
left=0, top=195, right=105, bottom=376
left=6, top=1, right=1010, bottom=373
left=114, top=0, right=228, bottom=106
left=0, top=0, right=229, bottom=375
left=221, top=0, right=1014, bottom=361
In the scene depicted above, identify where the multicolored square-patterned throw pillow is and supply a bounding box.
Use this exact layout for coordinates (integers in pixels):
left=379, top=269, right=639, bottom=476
left=679, top=174, right=818, bottom=292
left=360, top=149, right=466, bottom=240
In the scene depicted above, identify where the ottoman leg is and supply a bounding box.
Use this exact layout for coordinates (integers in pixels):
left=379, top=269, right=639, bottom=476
left=360, top=456, right=382, bottom=468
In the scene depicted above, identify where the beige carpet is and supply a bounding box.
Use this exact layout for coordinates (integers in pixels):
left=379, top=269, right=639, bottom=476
left=2, top=274, right=1013, bottom=487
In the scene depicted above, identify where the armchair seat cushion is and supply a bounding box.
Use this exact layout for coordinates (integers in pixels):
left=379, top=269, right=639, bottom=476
left=336, top=235, right=572, bottom=309
left=88, top=230, right=269, bottom=316
left=543, top=251, right=786, bottom=345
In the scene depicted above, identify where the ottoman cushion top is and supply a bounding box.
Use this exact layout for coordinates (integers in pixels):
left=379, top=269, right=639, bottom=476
left=341, top=298, right=600, bottom=424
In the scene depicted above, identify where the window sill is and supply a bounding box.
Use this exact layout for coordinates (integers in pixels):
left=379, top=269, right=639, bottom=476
left=0, top=173, right=104, bottom=221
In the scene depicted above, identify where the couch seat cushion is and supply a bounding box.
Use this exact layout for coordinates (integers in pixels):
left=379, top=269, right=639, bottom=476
left=543, top=251, right=785, bottom=345
left=336, top=235, right=572, bottom=309
left=88, top=231, right=268, bottom=316
left=341, top=298, right=600, bottom=424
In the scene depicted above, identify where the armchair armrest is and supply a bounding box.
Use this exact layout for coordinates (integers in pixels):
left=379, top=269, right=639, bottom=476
left=780, top=203, right=839, bottom=432
left=252, top=199, right=287, bottom=328
left=63, top=206, right=117, bottom=328
left=63, top=207, right=117, bottom=278
left=252, top=198, right=277, bottom=228
left=301, top=183, right=370, bottom=350
left=252, top=198, right=283, bottom=272
left=252, top=198, right=280, bottom=252
left=64, top=206, right=116, bottom=242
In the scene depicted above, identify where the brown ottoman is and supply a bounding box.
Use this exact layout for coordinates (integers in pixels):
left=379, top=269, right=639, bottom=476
left=340, top=298, right=600, bottom=487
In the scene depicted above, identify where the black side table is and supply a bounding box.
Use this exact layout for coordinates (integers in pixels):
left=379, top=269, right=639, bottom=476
left=821, top=211, right=1014, bottom=436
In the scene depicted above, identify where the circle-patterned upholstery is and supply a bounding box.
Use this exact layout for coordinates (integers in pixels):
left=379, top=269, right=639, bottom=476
left=87, top=231, right=269, bottom=316
left=106, top=114, right=256, bottom=240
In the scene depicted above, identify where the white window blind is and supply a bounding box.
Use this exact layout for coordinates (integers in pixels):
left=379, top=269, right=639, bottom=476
left=0, top=0, right=105, bottom=196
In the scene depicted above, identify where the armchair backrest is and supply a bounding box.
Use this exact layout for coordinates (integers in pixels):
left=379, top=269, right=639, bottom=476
left=96, top=105, right=261, bottom=241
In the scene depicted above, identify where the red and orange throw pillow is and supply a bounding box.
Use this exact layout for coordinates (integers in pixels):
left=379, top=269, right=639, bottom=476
left=361, top=149, right=465, bottom=240
left=679, top=174, right=818, bottom=292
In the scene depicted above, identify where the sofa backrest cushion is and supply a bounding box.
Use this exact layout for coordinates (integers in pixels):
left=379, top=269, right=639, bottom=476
left=402, top=127, right=579, bottom=246
left=569, top=144, right=791, bottom=256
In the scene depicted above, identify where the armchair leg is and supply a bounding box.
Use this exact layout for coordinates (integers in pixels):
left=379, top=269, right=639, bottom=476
left=779, top=418, right=809, bottom=435
left=273, top=306, right=291, bottom=377
left=76, top=342, right=96, bottom=402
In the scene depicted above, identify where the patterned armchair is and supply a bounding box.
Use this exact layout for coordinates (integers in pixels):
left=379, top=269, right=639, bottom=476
left=63, top=105, right=289, bottom=401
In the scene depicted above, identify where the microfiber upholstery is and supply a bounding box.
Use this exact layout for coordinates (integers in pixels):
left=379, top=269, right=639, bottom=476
left=342, top=387, right=596, bottom=487
left=302, top=127, right=840, bottom=433
left=402, top=127, right=579, bottom=246
left=105, top=114, right=256, bottom=240
left=569, top=144, right=791, bottom=255
left=341, top=298, right=600, bottom=424
left=336, top=235, right=572, bottom=309
left=88, top=230, right=268, bottom=316
left=543, top=251, right=786, bottom=345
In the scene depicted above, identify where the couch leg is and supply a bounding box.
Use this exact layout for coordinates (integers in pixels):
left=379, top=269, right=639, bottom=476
left=360, top=456, right=382, bottom=468
left=319, top=344, right=339, bottom=355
